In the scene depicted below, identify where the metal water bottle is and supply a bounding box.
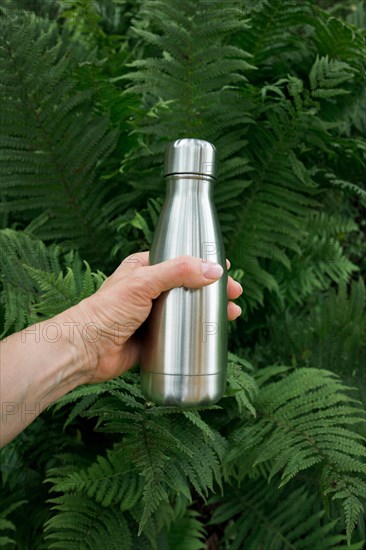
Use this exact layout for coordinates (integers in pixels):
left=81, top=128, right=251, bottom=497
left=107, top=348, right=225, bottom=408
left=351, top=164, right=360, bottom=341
left=141, top=138, right=228, bottom=406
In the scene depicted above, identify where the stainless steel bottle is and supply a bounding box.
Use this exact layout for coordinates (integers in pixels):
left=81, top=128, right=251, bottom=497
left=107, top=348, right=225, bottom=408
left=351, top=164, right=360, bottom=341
left=141, top=138, right=228, bottom=406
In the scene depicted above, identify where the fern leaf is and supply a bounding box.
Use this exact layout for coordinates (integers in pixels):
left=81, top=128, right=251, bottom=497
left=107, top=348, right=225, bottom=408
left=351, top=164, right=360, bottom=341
left=225, top=368, right=366, bottom=541
left=209, top=478, right=364, bottom=549
left=46, top=449, right=144, bottom=509
left=0, top=10, right=120, bottom=265
left=45, top=495, right=133, bottom=550
left=167, top=509, right=206, bottom=550
left=50, top=372, right=227, bottom=535
left=0, top=230, right=103, bottom=335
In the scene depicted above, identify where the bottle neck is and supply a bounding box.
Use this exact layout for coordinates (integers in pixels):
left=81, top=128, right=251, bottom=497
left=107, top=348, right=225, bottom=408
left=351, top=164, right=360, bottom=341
left=164, top=174, right=214, bottom=197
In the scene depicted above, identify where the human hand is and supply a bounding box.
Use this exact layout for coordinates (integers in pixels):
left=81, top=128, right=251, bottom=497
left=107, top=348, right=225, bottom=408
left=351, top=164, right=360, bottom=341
left=66, top=253, right=243, bottom=384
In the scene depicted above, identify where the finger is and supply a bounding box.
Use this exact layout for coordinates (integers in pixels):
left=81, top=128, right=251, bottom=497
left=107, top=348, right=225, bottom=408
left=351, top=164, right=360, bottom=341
left=114, top=251, right=150, bottom=276
left=228, top=301, right=242, bottom=321
left=227, top=277, right=243, bottom=300
left=136, top=255, right=224, bottom=299
left=226, top=258, right=230, bottom=270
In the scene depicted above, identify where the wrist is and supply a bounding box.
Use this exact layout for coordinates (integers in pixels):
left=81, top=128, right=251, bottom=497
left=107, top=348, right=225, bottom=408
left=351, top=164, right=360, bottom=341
left=14, top=309, right=97, bottom=413
left=58, top=300, right=100, bottom=385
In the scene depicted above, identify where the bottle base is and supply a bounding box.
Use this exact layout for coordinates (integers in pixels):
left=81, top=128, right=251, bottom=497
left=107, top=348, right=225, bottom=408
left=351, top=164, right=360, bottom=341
left=141, top=372, right=226, bottom=407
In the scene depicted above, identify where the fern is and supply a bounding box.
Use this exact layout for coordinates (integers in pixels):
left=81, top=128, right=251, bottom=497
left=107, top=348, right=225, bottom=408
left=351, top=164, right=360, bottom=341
left=46, top=371, right=228, bottom=534
left=45, top=496, right=134, bottom=550
left=121, top=0, right=366, bottom=312
left=110, top=197, right=164, bottom=260
left=122, top=0, right=255, bottom=232
left=0, top=408, right=90, bottom=549
left=234, top=0, right=315, bottom=71
left=166, top=509, right=206, bottom=550
left=0, top=229, right=62, bottom=335
left=1, top=0, right=61, bottom=21
left=261, top=278, right=366, bottom=405
left=209, top=479, right=365, bottom=550
left=271, top=211, right=359, bottom=307
left=0, top=498, right=27, bottom=547
left=45, top=364, right=366, bottom=543
left=310, top=55, right=356, bottom=99
left=0, top=229, right=103, bottom=335
left=1, top=1, right=366, bottom=547
left=0, top=9, right=120, bottom=265
left=229, top=65, right=362, bottom=309
left=46, top=449, right=144, bottom=509
left=224, top=367, right=366, bottom=542
left=225, top=353, right=258, bottom=417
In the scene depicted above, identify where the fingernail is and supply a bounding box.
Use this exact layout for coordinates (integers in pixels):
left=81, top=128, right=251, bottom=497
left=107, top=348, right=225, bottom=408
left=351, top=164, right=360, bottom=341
left=202, top=262, right=224, bottom=279
left=237, top=306, right=242, bottom=317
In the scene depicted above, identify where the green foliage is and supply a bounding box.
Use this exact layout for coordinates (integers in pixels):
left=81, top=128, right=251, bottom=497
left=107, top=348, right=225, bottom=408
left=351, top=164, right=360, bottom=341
left=0, top=499, right=27, bottom=547
left=209, top=480, right=365, bottom=550
left=45, top=495, right=135, bottom=550
left=167, top=508, right=206, bottom=550
left=46, top=371, right=227, bottom=535
left=122, top=0, right=366, bottom=312
left=263, top=278, right=366, bottom=377
left=122, top=0, right=255, bottom=231
left=224, top=367, right=366, bottom=543
left=1, top=0, right=366, bottom=548
left=0, top=7, right=132, bottom=266
left=225, top=352, right=258, bottom=417
left=0, top=229, right=104, bottom=336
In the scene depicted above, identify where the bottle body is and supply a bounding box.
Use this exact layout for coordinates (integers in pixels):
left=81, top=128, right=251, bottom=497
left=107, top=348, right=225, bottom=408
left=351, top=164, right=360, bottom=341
left=141, top=172, right=228, bottom=406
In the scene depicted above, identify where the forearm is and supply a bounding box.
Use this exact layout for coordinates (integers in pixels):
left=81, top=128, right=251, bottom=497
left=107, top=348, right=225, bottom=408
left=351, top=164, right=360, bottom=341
left=0, top=307, right=96, bottom=447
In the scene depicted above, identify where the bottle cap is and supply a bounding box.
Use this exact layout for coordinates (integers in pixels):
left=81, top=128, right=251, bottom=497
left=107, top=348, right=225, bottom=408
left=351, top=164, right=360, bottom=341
left=164, top=138, right=217, bottom=179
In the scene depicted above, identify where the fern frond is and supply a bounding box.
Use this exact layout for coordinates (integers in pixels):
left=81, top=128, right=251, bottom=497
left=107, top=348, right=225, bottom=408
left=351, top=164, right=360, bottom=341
left=273, top=213, right=359, bottom=307
left=0, top=229, right=61, bottom=335
left=182, top=411, right=216, bottom=442
left=1, top=2, right=366, bottom=547
left=46, top=448, right=144, bottom=510
left=0, top=229, right=103, bottom=335
left=236, top=0, right=314, bottom=69
left=311, top=10, right=366, bottom=66
left=25, top=259, right=104, bottom=321
left=0, top=10, right=120, bottom=265
left=225, top=368, right=366, bottom=541
left=230, top=73, right=361, bottom=309
left=167, top=509, right=206, bottom=550
left=0, top=498, right=27, bottom=547
left=49, top=371, right=227, bottom=535
left=122, top=0, right=255, bottom=237
left=45, top=495, right=133, bottom=550
left=209, top=478, right=365, bottom=549
left=310, top=55, right=356, bottom=99
left=225, top=357, right=258, bottom=417
left=324, top=173, right=366, bottom=202
left=263, top=278, right=366, bottom=384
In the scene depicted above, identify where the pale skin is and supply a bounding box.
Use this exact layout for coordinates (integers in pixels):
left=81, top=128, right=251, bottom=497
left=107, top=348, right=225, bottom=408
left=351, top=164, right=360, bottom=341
left=0, top=253, right=242, bottom=447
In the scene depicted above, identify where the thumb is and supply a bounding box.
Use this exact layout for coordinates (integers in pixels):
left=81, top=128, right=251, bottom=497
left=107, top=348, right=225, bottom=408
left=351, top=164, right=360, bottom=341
left=139, top=255, right=225, bottom=299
